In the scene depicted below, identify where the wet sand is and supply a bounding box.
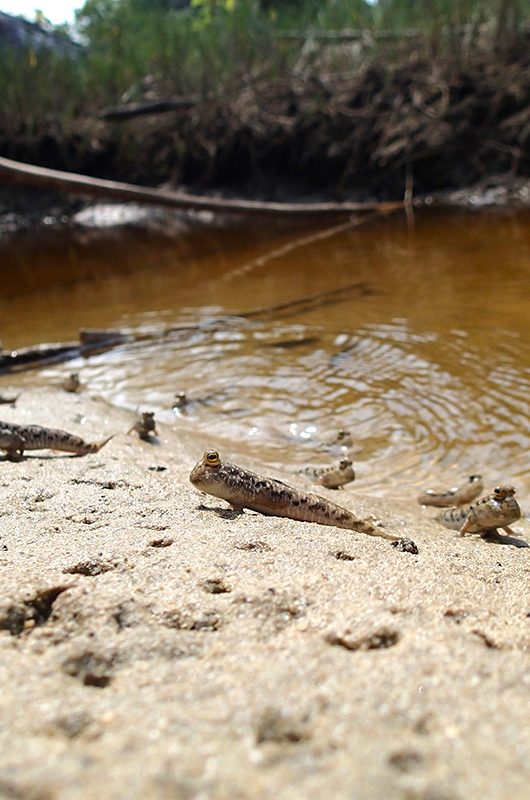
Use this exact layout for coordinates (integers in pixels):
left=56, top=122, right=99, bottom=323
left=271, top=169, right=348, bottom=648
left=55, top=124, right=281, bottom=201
left=0, top=389, right=529, bottom=800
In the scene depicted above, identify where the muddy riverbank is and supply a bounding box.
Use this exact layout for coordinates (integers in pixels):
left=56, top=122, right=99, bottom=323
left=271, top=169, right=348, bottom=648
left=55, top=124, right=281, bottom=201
left=0, top=388, right=529, bottom=800
left=2, top=51, right=529, bottom=205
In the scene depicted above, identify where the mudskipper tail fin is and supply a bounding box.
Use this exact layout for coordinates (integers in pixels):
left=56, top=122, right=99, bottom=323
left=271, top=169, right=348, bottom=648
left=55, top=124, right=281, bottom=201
left=87, top=435, right=114, bottom=454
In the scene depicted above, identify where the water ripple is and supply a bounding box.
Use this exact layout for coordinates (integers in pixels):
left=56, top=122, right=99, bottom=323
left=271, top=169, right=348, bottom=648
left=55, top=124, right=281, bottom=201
left=37, top=310, right=530, bottom=498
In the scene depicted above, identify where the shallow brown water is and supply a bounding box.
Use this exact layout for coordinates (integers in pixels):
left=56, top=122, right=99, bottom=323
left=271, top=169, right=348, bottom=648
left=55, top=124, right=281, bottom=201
left=1, top=206, right=530, bottom=497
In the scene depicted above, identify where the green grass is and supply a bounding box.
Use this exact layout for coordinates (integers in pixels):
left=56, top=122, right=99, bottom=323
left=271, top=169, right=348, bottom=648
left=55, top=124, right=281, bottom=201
left=0, top=0, right=525, bottom=138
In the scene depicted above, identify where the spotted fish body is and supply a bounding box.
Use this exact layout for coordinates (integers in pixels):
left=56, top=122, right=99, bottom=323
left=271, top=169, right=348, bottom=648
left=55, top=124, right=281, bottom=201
left=0, top=420, right=112, bottom=460
left=301, top=458, right=356, bottom=490
left=190, top=450, right=395, bottom=540
left=438, top=485, right=520, bottom=536
left=418, top=474, right=483, bottom=508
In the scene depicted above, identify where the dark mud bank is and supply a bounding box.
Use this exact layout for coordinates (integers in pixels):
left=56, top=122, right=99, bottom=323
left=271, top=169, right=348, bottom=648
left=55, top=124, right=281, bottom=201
left=1, top=53, right=529, bottom=202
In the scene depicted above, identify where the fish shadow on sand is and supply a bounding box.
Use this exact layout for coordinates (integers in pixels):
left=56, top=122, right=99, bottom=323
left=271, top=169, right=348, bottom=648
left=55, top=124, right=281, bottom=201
left=143, top=437, right=160, bottom=446
left=481, top=530, right=529, bottom=548
left=196, top=503, right=244, bottom=521
left=1, top=452, right=89, bottom=461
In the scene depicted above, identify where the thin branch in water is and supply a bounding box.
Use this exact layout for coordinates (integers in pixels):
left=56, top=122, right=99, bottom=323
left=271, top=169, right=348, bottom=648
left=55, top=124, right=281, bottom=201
left=222, top=209, right=395, bottom=283
left=240, top=281, right=377, bottom=322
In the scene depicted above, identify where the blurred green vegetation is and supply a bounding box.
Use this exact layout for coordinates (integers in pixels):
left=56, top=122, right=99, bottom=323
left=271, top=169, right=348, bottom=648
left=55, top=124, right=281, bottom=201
left=0, top=1, right=525, bottom=136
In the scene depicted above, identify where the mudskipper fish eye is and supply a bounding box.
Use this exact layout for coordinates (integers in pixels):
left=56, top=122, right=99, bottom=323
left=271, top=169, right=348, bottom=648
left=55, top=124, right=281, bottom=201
left=205, top=450, right=220, bottom=465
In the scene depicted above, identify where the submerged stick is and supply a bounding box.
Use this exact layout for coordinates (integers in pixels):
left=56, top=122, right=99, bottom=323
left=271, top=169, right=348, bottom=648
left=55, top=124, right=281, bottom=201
left=241, top=281, right=376, bottom=321
left=221, top=208, right=396, bottom=282
left=0, top=279, right=377, bottom=374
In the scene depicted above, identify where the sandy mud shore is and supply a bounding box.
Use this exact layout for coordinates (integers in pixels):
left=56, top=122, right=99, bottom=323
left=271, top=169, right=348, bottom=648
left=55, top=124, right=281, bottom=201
left=0, top=389, right=529, bottom=800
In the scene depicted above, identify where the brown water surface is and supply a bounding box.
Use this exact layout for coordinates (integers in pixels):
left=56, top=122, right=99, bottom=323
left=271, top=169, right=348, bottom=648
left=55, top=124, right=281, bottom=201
left=1, top=207, right=529, bottom=497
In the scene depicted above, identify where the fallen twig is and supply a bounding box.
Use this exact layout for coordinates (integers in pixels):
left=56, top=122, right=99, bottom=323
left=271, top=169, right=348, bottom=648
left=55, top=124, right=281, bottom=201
left=0, top=157, right=403, bottom=217
left=100, top=97, right=197, bottom=121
